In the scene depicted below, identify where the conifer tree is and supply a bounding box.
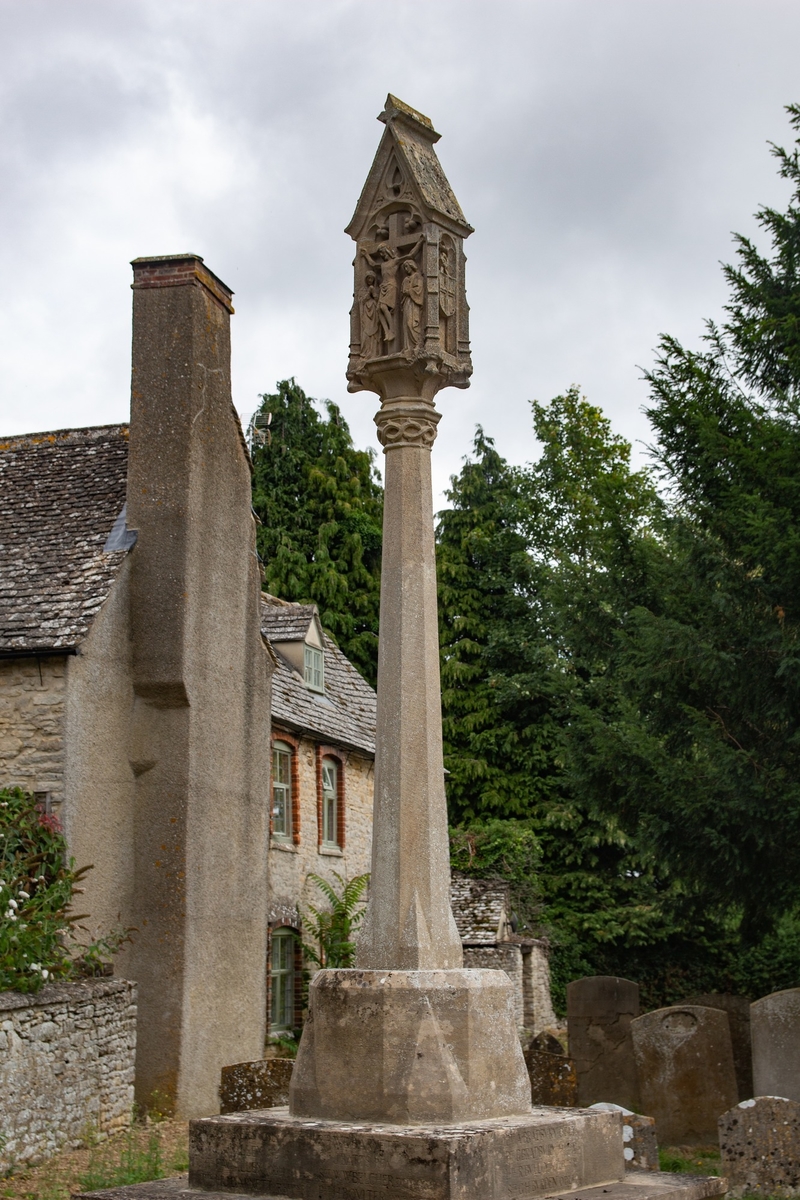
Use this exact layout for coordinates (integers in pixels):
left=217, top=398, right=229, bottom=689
left=250, top=379, right=383, bottom=685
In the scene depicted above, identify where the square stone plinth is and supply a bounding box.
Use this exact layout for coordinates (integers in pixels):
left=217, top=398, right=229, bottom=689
left=188, top=1106, right=624, bottom=1200
left=75, top=1168, right=728, bottom=1200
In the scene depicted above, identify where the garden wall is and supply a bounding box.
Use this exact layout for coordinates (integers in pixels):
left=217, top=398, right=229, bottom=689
left=0, top=978, right=136, bottom=1168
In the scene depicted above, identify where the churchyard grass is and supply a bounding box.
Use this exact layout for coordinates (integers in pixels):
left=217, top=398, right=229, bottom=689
left=659, top=1146, right=722, bottom=1175
left=0, top=1119, right=188, bottom=1200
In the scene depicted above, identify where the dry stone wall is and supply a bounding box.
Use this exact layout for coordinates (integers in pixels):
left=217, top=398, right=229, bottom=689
left=0, top=656, right=67, bottom=812
left=0, top=978, right=136, bottom=1168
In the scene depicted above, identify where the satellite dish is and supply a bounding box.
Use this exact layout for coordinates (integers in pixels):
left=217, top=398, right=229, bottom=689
left=246, top=410, right=272, bottom=450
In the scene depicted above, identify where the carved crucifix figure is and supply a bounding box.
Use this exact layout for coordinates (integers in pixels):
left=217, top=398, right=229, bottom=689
left=360, top=219, right=423, bottom=351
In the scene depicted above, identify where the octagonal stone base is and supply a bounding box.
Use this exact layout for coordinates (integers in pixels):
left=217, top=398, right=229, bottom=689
left=289, top=968, right=531, bottom=1124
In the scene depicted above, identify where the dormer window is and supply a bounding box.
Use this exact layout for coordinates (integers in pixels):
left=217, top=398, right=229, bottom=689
left=304, top=645, right=324, bottom=692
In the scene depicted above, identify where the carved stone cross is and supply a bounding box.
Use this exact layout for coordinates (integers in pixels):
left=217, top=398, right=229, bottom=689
left=289, top=96, right=531, bottom=1126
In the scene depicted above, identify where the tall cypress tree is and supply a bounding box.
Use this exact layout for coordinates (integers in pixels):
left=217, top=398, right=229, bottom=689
left=251, top=379, right=383, bottom=685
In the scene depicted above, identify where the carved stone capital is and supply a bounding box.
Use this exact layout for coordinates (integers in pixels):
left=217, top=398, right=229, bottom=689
left=374, top=402, right=441, bottom=451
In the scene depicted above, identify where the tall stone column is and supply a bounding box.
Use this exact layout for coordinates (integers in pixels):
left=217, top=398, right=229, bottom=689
left=287, top=97, right=532, bottom=1124
left=358, top=395, right=462, bottom=969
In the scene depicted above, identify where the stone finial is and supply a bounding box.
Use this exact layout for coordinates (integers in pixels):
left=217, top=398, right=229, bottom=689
left=345, top=95, right=473, bottom=399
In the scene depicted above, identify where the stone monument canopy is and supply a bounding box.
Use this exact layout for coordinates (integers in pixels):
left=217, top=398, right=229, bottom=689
left=346, top=93, right=473, bottom=241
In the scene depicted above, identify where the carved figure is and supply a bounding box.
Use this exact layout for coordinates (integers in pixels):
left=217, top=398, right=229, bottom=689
left=401, top=261, right=424, bottom=350
left=357, top=272, right=381, bottom=360
left=439, top=244, right=456, bottom=353
left=361, top=233, right=423, bottom=347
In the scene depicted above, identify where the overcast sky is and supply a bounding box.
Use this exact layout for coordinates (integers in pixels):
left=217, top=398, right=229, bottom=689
left=1, top=0, right=797, bottom=505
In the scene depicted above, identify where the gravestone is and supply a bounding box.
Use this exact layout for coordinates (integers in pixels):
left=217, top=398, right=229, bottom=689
left=687, top=993, right=753, bottom=1101
left=751, top=988, right=800, bottom=1102
left=525, top=1049, right=578, bottom=1106
left=567, top=976, right=640, bottom=1109
left=631, top=1005, right=737, bottom=1143
left=219, top=1058, right=293, bottom=1114
left=531, top=1031, right=567, bottom=1055
left=719, top=1095, right=800, bottom=1197
left=590, top=1105, right=659, bottom=1172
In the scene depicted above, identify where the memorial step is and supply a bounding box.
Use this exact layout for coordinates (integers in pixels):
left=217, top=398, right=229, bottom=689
left=76, top=1167, right=727, bottom=1200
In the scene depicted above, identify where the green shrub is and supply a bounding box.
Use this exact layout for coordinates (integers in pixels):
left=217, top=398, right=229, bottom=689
left=0, top=787, right=131, bottom=994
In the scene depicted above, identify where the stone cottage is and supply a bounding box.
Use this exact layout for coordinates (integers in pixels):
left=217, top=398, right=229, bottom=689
left=260, top=595, right=377, bottom=1035
left=451, top=872, right=557, bottom=1036
left=0, top=254, right=272, bottom=1117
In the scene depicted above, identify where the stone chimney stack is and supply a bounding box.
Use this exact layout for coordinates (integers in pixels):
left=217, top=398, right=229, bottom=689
left=124, top=254, right=271, bottom=1117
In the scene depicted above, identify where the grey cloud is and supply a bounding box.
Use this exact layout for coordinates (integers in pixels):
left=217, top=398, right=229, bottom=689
left=0, top=0, right=797, bottom=502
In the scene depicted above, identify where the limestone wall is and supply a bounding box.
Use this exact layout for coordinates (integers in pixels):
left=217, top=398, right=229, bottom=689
left=0, top=655, right=68, bottom=810
left=523, top=941, right=558, bottom=1034
left=463, top=945, right=524, bottom=1030
left=64, top=557, right=136, bottom=947
left=0, top=979, right=136, bottom=1169
left=268, top=733, right=374, bottom=926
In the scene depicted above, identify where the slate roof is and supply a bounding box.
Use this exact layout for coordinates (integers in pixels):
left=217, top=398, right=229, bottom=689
left=0, top=426, right=130, bottom=654
left=450, top=872, right=511, bottom=946
left=260, top=604, right=318, bottom=644
left=262, top=595, right=376, bottom=757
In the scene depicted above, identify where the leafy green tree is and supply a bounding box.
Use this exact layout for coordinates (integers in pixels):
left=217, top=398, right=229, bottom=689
left=251, top=380, right=383, bottom=685
left=437, top=415, right=685, bottom=1009
left=568, top=107, right=800, bottom=941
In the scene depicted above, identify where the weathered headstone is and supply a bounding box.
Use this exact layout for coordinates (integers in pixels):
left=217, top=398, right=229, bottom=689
left=525, top=1049, right=578, bottom=1107
left=219, top=1059, right=293, bottom=1114
left=631, top=1005, right=738, bottom=1143
left=567, top=976, right=640, bottom=1109
left=531, top=1031, right=567, bottom=1055
left=751, top=988, right=800, bottom=1103
left=590, top=1105, right=659, bottom=1172
left=719, top=1095, right=800, bottom=1197
left=687, top=993, right=753, bottom=1101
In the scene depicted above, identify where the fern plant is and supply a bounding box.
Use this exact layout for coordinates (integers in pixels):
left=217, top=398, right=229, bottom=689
left=301, top=872, right=369, bottom=968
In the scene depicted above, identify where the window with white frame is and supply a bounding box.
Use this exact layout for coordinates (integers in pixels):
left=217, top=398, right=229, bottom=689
left=270, top=928, right=295, bottom=1031
left=304, top=644, right=324, bottom=692
left=321, top=757, right=339, bottom=848
left=272, top=741, right=293, bottom=839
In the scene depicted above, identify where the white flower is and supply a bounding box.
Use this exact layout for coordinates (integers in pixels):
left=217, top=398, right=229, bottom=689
left=41, top=969, right=49, bottom=980
left=6, top=911, right=17, bottom=922
left=7, top=899, right=17, bottom=910
left=18, top=890, right=29, bottom=900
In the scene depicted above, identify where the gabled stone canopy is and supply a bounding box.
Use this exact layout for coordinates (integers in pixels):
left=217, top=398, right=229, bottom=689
left=346, top=95, right=473, bottom=398
left=345, top=95, right=473, bottom=242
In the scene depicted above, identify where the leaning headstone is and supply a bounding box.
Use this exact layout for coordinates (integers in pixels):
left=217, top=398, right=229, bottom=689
left=688, top=993, right=753, bottom=1101
left=719, top=1095, right=800, bottom=1196
left=567, top=976, right=640, bottom=1109
left=525, top=1048, right=578, bottom=1106
left=590, top=1104, right=659, bottom=1172
left=631, top=1005, right=738, bottom=1143
left=751, top=988, right=800, bottom=1102
left=219, top=1058, right=294, bottom=1114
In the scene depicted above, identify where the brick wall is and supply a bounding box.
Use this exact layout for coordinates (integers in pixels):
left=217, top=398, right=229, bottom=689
left=0, top=978, right=136, bottom=1168
left=0, top=656, right=67, bottom=812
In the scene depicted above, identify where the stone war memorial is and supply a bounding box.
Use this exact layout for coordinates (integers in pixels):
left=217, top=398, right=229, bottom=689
left=79, top=96, right=727, bottom=1200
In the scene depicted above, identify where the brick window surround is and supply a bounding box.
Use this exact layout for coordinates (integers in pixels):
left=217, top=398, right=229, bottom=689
left=271, top=731, right=301, bottom=845
left=266, top=921, right=303, bottom=1035
left=316, top=745, right=347, bottom=851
